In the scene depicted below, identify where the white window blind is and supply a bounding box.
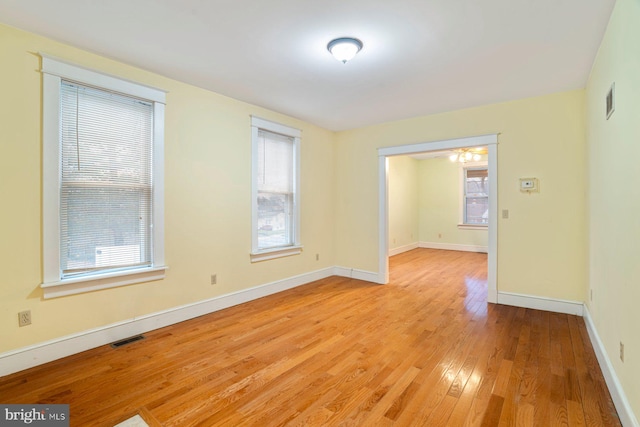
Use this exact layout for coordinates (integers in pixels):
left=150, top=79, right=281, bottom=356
left=59, top=80, right=154, bottom=278
left=256, top=129, right=295, bottom=250
left=464, top=167, right=489, bottom=225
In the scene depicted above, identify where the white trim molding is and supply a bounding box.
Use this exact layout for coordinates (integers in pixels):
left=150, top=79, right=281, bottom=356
left=457, top=224, right=488, bottom=230
left=40, top=54, right=167, bottom=298
left=250, top=246, right=303, bottom=263
left=1, top=264, right=387, bottom=376
left=333, top=266, right=382, bottom=283
left=388, top=242, right=420, bottom=257
left=41, top=267, right=168, bottom=299
left=497, top=291, right=583, bottom=316
left=40, top=53, right=167, bottom=103
left=419, top=242, right=488, bottom=253
left=250, top=116, right=301, bottom=262
left=583, top=306, right=639, bottom=427
left=1, top=267, right=333, bottom=376
left=378, top=133, right=498, bottom=303
left=458, top=160, right=488, bottom=226
left=378, top=134, right=497, bottom=157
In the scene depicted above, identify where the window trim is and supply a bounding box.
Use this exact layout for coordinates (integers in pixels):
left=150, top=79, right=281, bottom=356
left=250, top=116, right=302, bottom=262
left=41, top=54, right=167, bottom=299
left=458, top=161, right=489, bottom=229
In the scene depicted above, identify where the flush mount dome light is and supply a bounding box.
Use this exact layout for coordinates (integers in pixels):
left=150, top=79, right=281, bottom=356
left=327, top=37, right=363, bottom=63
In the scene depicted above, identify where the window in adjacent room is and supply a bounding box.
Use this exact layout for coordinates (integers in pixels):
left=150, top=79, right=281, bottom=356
left=41, top=55, right=167, bottom=298
left=250, top=117, right=301, bottom=262
left=461, top=165, right=489, bottom=227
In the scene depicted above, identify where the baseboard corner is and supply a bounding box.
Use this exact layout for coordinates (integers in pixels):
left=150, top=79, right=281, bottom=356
left=496, top=291, right=583, bottom=316
left=583, top=305, right=639, bottom=427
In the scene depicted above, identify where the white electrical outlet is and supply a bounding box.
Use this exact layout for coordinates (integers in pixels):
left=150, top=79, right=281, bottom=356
left=211, top=274, right=217, bottom=285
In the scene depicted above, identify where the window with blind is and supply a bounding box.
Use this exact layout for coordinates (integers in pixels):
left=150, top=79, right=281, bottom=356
left=463, top=167, right=489, bottom=225
left=251, top=117, right=301, bottom=262
left=41, top=55, right=166, bottom=298
left=59, top=81, right=153, bottom=277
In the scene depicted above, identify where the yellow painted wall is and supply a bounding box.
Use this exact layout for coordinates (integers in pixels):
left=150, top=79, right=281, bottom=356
left=335, top=90, right=586, bottom=301
left=388, top=156, right=419, bottom=251
left=0, top=23, right=336, bottom=352
left=0, top=18, right=595, bottom=387
left=418, top=158, right=488, bottom=248
left=586, top=0, right=640, bottom=419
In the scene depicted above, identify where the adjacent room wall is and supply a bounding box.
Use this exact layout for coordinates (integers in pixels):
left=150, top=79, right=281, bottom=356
left=0, top=23, right=336, bottom=353
left=387, top=156, right=419, bottom=254
left=586, top=0, right=640, bottom=421
left=418, top=157, right=488, bottom=251
left=335, top=90, right=586, bottom=302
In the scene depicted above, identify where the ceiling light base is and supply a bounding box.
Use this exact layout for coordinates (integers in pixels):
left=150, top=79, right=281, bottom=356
left=327, top=37, right=363, bottom=63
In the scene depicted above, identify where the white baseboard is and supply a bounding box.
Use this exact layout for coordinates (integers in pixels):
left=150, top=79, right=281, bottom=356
left=333, top=266, right=382, bottom=284
left=388, top=242, right=419, bottom=257
left=0, top=267, right=336, bottom=377
left=583, top=306, right=639, bottom=427
left=419, top=241, right=488, bottom=253
left=497, top=294, right=638, bottom=425
left=497, top=291, right=583, bottom=316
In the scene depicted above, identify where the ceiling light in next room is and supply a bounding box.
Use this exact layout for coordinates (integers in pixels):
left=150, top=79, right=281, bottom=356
left=449, top=147, right=487, bottom=163
left=327, top=37, right=363, bottom=64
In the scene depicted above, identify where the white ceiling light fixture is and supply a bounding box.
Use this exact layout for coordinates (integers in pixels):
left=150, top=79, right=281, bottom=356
left=327, top=37, right=363, bottom=64
left=449, top=147, right=486, bottom=163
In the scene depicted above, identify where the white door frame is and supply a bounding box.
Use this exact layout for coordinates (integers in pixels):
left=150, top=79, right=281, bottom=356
left=377, top=134, right=498, bottom=303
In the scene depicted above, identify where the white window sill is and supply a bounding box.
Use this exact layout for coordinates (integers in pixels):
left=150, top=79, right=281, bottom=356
left=457, top=224, right=488, bottom=230
left=250, top=245, right=303, bottom=263
left=40, top=266, right=168, bottom=299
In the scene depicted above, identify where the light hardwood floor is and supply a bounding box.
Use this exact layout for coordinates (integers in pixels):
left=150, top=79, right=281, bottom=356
left=0, top=249, right=620, bottom=426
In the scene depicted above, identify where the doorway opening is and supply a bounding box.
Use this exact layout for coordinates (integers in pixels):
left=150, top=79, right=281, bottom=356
left=377, top=134, right=498, bottom=303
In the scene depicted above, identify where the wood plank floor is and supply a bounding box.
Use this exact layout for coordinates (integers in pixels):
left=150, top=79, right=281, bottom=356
left=0, top=249, right=620, bottom=426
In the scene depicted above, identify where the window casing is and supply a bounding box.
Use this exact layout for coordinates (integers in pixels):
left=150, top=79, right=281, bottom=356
left=250, top=117, right=301, bottom=262
left=460, top=164, right=489, bottom=227
left=41, top=55, right=167, bottom=298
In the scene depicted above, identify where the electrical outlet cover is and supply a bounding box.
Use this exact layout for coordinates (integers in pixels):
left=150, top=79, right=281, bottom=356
left=18, top=310, right=31, bottom=327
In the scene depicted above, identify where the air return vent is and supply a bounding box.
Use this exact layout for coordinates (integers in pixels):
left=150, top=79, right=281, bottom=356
left=110, top=334, right=145, bottom=348
left=606, top=82, right=615, bottom=120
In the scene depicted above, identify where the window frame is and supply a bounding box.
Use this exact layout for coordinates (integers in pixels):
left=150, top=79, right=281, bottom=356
left=41, top=54, right=167, bottom=299
left=458, top=161, right=489, bottom=229
left=250, top=116, right=301, bottom=262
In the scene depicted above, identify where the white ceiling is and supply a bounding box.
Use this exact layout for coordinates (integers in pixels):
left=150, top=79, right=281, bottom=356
left=0, top=0, right=615, bottom=131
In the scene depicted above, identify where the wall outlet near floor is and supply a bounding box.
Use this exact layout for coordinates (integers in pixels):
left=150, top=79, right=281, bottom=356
left=18, top=310, right=31, bottom=327
left=211, top=274, right=217, bottom=285
left=620, top=341, right=624, bottom=362
left=316, top=253, right=319, bottom=261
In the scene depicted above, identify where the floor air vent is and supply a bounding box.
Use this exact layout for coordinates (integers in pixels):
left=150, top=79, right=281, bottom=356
left=110, top=334, right=145, bottom=348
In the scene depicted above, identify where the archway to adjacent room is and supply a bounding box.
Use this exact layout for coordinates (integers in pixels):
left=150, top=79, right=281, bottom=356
left=377, top=134, right=498, bottom=303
